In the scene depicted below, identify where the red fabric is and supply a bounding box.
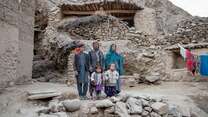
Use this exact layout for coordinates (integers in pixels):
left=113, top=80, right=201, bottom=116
left=186, top=59, right=193, bottom=72
left=186, top=50, right=193, bottom=59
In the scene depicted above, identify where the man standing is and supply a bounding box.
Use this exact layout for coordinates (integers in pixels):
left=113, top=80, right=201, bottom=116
left=73, top=44, right=89, bottom=100
left=89, top=41, right=105, bottom=74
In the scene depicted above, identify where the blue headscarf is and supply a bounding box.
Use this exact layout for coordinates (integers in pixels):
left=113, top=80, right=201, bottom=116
left=105, top=44, right=124, bottom=75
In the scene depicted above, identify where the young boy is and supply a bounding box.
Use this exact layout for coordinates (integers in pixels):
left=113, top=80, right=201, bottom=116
left=104, top=63, right=119, bottom=97
left=90, top=65, right=104, bottom=100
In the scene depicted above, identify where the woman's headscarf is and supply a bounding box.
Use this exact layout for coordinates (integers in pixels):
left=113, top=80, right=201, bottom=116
left=105, top=44, right=124, bottom=75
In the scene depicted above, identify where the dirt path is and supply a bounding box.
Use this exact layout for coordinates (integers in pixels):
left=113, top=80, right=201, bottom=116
left=0, top=82, right=208, bottom=117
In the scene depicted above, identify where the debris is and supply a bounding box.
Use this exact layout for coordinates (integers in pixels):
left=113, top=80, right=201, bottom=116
left=126, top=97, right=143, bottom=114
left=115, top=102, right=130, bottom=117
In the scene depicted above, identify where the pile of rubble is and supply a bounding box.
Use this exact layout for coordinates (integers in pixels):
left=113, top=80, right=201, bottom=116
left=166, top=17, right=208, bottom=45
left=127, top=28, right=167, bottom=47
left=35, top=93, right=191, bottom=117
left=57, top=15, right=129, bottom=41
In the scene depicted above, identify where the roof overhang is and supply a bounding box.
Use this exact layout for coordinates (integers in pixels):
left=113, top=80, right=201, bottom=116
left=60, top=0, right=144, bottom=20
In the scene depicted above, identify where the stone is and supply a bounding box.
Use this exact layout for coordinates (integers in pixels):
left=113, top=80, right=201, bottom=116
left=110, top=96, right=121, bottom=103
left=62, top=99, right=81, bottom=112
left=150, top=112, right=161, bottom=117
left=126, top=97, right=143, bottom=114
left=151, top=102, right=169, bottom=115
left=142, top=52, right=155, bottom=59
left=145, top=75, right=160, bottom=83
left=142, top=110, right=149, bottom=117
left=144, top=107, right=152, bottom=112
left=48, top=99, right=65, bottom=113
left=104, top=106, right=115, bottom=115
left=95, top=99, right=114, bottom=108
left=119, top=93, right=130, bottom=102
left=28, top=92, right=61, bottom=100
left=115, top=102, right=130, bottom=117
left=90, top=106, right=98, bottom=114
left=142, top=99, right=150, bottom=107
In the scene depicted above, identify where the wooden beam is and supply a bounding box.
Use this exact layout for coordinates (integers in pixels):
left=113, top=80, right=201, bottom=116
left=62, top=10, right=137, bottom=15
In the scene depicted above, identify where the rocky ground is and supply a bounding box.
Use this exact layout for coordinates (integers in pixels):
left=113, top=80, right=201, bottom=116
left=0, top=81, right=208, bottom=117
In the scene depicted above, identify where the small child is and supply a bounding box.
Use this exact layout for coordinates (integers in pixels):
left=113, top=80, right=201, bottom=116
left=90, top=65, right=104, bottom=100
left=104, top=63, right=119, bottom=97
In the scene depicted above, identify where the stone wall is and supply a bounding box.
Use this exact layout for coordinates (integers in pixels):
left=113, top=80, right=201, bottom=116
left=0, top=0, right=35, bottom=88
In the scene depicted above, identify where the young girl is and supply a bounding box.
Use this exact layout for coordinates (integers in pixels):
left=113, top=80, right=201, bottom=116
left=104, top=63, right=119, bottom=97
left=90, top=65, right=104, bottom=100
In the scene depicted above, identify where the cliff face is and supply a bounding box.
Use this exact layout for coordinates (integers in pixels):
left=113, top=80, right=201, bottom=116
left=141, top=0, right=192, bottom=35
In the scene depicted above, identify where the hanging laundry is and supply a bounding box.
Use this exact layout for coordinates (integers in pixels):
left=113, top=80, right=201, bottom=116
left=186, top=49, right=193, bottom=60
left=199, top=54, right=208, bottom=76
left=178, top=44, right=186, bottom=60
left=186, top=59, right=196, bottom=76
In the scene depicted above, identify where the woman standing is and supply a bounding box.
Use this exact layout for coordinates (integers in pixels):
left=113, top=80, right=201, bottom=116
left=105, top=44, right=124, bottom=94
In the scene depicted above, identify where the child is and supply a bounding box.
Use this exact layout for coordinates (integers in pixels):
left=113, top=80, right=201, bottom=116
left=104, top=63, right=119, bottom=97
left=90, top=65, right=104, bottom=100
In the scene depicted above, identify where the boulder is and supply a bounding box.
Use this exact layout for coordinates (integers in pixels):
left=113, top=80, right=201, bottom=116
left=115, top=102, right=130, bottom=117
left=62, top=99, right=81, bottom=112
left=151, top=102, right=169, bottom=115
left=145, top=75, right=160, bottom=83
left=126, top=97, right=143, bottom=114
left=96, top=99, right=114, bottom=108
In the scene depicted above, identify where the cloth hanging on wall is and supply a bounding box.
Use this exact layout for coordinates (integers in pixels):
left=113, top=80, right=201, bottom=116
left=178, top=44, right=186, bottom=59
left=199, top=54, right=208, bottom=76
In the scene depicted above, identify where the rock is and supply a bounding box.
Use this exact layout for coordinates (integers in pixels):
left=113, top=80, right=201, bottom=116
left=96, top=99, right=114, bottom=108
left=126, top=97, right=143, bottom=114
left=104, top=106, right=116, bottom=117
left=142, top=110, right=149, bottom=117
left=28, top=92, right=61, bottom=100
left=90, top=106, right=98, bottom=114
left=145, top=75, right=160, bottom=83
left=115, top=102, right=130, bottom=117
left=151, top=102, right=169, bottom=115
left=150, top=112, right=161, bottom=117
left=110, top=96, right=121, bottom=103
left=142, top=99, right=150, bottom=107
left=143, top=52, right=155, bottom=59
left=144, top=107, right=152, bottom=112
left=62, top=99, right=81, bottom=112
left=49, top=99, right=65, bottom=113
left=119, top=93, right=130, bottom=102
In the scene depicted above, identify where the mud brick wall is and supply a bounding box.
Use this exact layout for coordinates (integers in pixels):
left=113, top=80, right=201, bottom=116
left=0, top=0, right=35, bottom=88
